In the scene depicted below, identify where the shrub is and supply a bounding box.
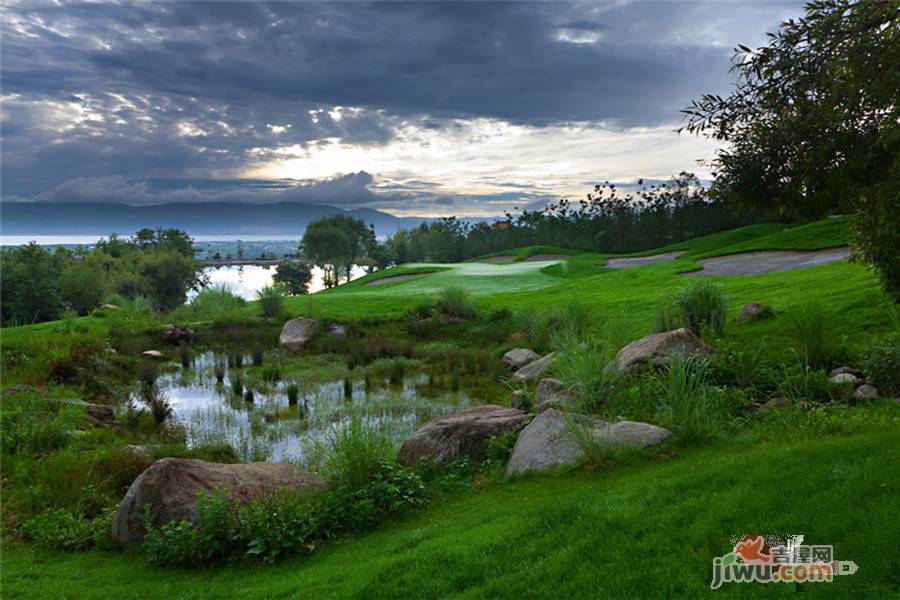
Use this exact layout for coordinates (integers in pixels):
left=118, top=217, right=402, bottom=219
left=654, top=355, right=729, bottom=441
left=657, top=281, right=728, bottom=337
left=863, top=334, right=900, bottom=394
left=437, top=285, right=477, bottom=319
left=316, top=411, right=396, bottom=490
left=785, top=302, right=846, bottom=369
left=256, top=285, right=285, bottom=318
left=19, top=507, right=115, bottom=551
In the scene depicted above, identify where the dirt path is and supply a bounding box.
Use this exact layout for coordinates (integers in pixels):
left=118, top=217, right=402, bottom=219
left=606, top=251, right=684, bottom=269
left=365, top=272, right=431, bottom=286
left=684, top=246, right=850, bottom=277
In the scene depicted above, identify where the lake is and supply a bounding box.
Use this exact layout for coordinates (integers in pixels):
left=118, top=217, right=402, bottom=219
left=198, top=264, right=369, bottom=299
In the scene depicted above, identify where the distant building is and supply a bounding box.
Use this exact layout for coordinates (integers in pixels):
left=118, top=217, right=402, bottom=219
left=491, top=220, right=511, bottom=230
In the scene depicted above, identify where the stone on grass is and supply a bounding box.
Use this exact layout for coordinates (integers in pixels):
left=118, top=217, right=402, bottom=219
left=533, top=378, right=580, bottom=412
left=503, top=348, right=540, bottom=369
left=757, top=397, right=792, bottom=413
left=614, top=328, right=712, bottom=374
left=279, top=317, right=319, bottom=350
left=58, top=399, right=116, bottom=424
left=736, top=303, right=772, bottom=323
left=398, top=404, right=527, bottom=466
left=100, top=304, right=120, bottom=311
left=511, top=353, right=555, bottom=382
left=853, top=385, right=878, bottom=401
left=327, top=322, right=347, bottom=337
left=505, top=409, right=671, bottom=475
left=142, top=350, right=165, bottom=359
left=828, top=366, right=862, bottom=378
left=110, top=458, right=329, bottom=544
left=829, top=372, right=859, bottom=386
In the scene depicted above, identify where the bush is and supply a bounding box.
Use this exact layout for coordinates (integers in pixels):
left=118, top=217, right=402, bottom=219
left=19, top=507, right=115, bottom=551
left=657, top=281, right=728, bottom=337
left=654, top=355, right=729, bottom=441
left=256, top=285, right=285, bottom=318
left=864, top=334, right=900, bottom=395
left=437, top=285, right=477, bottom=319
left=316, top=411, right=396, bottom=490
left=182, top=285, right=245, bottom=321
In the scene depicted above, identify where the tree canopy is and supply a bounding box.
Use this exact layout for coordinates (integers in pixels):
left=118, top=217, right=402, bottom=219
left=300, top=215, right=375, bottom=287
left=681, top=0, right=899, bottom=297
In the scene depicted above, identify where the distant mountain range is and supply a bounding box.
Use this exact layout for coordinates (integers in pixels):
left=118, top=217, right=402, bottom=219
left=0, top=201, right=444, bottom=238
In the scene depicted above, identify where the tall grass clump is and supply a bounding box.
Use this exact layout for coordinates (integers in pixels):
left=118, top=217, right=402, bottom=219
left=785, top=301, right=846, bottom=369
left=286, top=383, right=300, bottom=406
left=257, top=285, right=285, bottom=318
left=182, top=285, right=245, bottom=321
left=230, top=373, right=243, bottom=396
left=316, top=411, right=396, bottom=489
left=551, top=332, right=619, bottom=413
left=654, top=355, right=728, bottom=441
left=437, top=285, right=477, bottom=319
left=656, top=281, right=728, bottom=337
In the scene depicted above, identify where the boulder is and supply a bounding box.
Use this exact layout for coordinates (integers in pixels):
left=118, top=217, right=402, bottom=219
left=614, top=328, right=712, bottom=374
left=279, top=317, right=319, bottom=350
left=829, top=372, right=859, bottom=386
left=398, top=405, right=527, bottom=466
left=142, top=350, right=165, bottom=359
left=828, top=366, right=862, bottom=378
left=505, top=409, right=671, bottom=475
left=756, top=396, right=792, bottom=413
left=853, top=384, right=878, bottom=400
left=162, top=324, right=194, bottom=344
left=511, top=353, right=556, bottom=382
left=441, top=315, right=467, bottom=325
left=502, top=348, right=541, bottom=369
left=110, top=458, right=329, bottom=544
left=533, top=378, right=580, bottom=412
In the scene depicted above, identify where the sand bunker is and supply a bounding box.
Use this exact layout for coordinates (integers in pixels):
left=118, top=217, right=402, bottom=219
left=478, top=255, right=516, bottom=263
left=523, top=253, right=572, bottom=262
left=365, top=272, right=431, bottom=286
left=606, top=251, right=685, bottom=269
left=684, top=247, right=850, bottom=277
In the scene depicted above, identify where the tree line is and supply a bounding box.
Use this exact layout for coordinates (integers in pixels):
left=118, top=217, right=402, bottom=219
left=1, top=228, right=200, bottom=325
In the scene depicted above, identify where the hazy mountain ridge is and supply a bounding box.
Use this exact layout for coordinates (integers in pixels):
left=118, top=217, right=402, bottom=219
left=0, top=201, right=438, bottom=237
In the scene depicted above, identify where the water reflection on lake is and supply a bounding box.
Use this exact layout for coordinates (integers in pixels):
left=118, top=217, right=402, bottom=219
left=138, top=352, right=469, bottom=465
left=197, top=264, right=368, bottom=300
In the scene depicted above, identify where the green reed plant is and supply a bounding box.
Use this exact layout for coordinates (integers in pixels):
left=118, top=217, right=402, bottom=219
left=785, top=301, right=845, bottom=369
left=437, top=285, right=477, bottom=319
left=317, top=411, right=397, bottom=490
left=654, top=355, right=728, bottom=441
left=657, top=281, right=728, bottom=337
left=257, top=285, right=285, bottom=318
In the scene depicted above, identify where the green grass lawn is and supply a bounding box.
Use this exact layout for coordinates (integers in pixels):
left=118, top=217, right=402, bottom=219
left=3, top=427, right=897, bottom=599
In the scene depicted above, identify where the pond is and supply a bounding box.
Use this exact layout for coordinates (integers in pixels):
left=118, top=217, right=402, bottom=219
left=197, top=264, right=369, bottom=299
left=133, top=352, right=470, bottom=465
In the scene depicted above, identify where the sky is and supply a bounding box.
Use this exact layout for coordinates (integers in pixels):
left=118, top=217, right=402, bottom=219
left=1, top=0, right=804, bottom=217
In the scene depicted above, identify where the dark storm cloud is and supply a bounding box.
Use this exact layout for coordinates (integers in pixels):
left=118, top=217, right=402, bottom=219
left=1, top=0, right=802, bottom=208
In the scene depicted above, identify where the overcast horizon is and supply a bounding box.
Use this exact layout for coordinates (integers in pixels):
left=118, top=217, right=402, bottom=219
left=1, top=0, right=804, bottom=218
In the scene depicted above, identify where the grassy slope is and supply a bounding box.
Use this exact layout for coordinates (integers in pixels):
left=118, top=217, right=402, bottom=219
left=3, top=428, right=897, bottom=599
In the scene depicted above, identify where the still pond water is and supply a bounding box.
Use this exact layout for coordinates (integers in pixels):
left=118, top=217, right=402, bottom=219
left=136, top=352, right=470, bottom=465
left=198, top=264, right=368, bottom=299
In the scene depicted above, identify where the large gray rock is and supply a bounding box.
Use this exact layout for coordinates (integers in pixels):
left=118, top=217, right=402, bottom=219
left=279, top=317, right=319, bottom=350
left=853, top=384, right=878, bottom=400
left=58, top=400, right=116, bottom=424
left=534, top=378, right=580, bottom=412
left=110, top=458, right=329, bottom=544
left=511, top=352, right=556, bottom=382
left=829, top=372, right=859, bottom=386
left=614, top=328, right=712, bottom=374
left=505, top=409, right=671, bottom=475
left=503, top=348, right=540, bottom=369
left=398, top=404, right=527, bottom=466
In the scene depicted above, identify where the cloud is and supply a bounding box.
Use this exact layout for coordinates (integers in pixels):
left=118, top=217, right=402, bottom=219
left=0, top=0, right=806, bottom=212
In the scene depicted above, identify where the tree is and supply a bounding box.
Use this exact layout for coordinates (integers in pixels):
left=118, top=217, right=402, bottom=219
left=140, top=249, right=198, bottom=311
left=273, top=261, right=313, bottom=295
left=681, top=0, right=900, bottom=298
left=0, top=243, right=62, bottom=324
left=60, top=258, right=106, bottom=315
left=300, top=215, right=373, bottom=286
